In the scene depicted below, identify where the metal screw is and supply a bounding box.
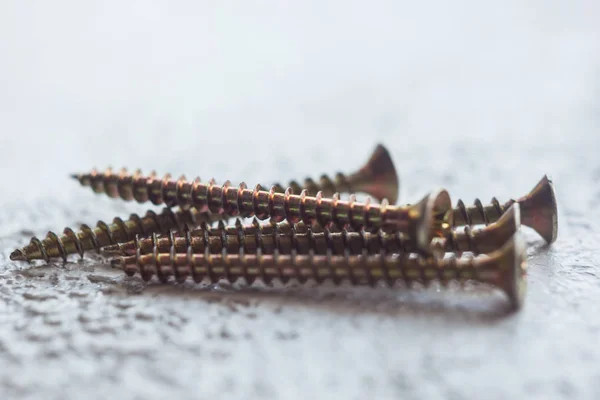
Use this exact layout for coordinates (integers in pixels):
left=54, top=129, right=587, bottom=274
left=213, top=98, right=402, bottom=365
left=72, top=144, right=400, bottom=206
left=9, top=207, right=223, bottom=262
left=104, top=203, right=520, bottom=257
left=72, top=167, right=452, bottom=251
left=112, top=233, right=527, bottom=310
left=453, top=175, right=557, bottom=244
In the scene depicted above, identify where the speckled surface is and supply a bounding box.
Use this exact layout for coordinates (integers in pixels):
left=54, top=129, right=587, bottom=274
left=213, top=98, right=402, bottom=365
left=1, top=1, right=600, bottom=399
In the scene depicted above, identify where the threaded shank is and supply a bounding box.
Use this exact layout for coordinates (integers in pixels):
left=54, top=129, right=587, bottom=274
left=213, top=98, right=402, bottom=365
left=445, top=226, right=480, bottom=253
left=453, top=197, right=510, bottom=227
left=105, top=218, right=416, bottom=257
left=276, top=173, right=352, bottom=198
left=114, top=249, right=498, bottom=290
left=107, top=217, right=503, bottom=259
left=74, top=170, right=416, bottom=233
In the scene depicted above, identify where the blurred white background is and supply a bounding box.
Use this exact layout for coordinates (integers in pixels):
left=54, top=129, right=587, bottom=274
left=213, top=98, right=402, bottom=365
left=1, top=1, right=598, bottom=198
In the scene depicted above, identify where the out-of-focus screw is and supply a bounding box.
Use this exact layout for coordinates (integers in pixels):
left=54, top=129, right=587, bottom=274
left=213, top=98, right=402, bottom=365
left=104, top=203, right=520, bottom=257
left=453, top=175, right=557, bottom=244
left=9, top=207, right=222, bottom=262
left=71, top=169, right=452, bottom=251
left=72, top=144, right=399, bottom=206
left=112, top=233, right=527, bottom=310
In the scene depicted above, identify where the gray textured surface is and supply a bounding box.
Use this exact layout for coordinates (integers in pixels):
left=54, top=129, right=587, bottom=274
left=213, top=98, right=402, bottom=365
left=1, top=1, right=600, bottom=399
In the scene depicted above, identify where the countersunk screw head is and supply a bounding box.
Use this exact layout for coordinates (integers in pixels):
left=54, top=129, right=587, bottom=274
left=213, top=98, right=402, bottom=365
left=516, top=175, right=557, bottom=244
left=348, top=143, right=400, bottom=204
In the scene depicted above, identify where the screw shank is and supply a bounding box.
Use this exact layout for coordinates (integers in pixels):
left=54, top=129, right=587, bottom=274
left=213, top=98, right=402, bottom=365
left=104, top=220, right=420, bottom=258
left=453, top=198, right=506, bottom=227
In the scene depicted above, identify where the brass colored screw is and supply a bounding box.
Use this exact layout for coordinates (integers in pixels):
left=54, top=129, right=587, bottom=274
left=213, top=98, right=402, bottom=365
left=72, top=144, right=400, bottom=205
left=112, top=233, right=527, bottom=310
left=453, top=175, right=557, bottom=244
left=103, top=219, right=407, bottom=257
left=71, top=169, right=452, bottom=251
left=104, top=203, right=520, bottom=257
left=9, top=207, right=222, bottom=262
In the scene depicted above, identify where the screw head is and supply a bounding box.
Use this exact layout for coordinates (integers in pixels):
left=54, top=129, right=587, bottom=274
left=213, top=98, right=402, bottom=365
left=518, top=175, right=558, bottom=244
left=495, top=232, right=528, bottom=310
left=416, top=189, right=452, bottom=252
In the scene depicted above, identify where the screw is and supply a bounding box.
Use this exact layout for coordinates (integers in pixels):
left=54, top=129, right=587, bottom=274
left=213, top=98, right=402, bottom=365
left=104, top=203, right=520, bottom=257
left=103, top=219, right=413, bottom=256
left=72, top=143, right=400, bottom=206
left=453, top=175, right=557, bottom=244
left=9, top=207, right=222, bottom=262
left=73, top=170, right=452, bottom=252
left=73, top=161, right=450, bottom=251
left=112, top=232, right=527, bottom=310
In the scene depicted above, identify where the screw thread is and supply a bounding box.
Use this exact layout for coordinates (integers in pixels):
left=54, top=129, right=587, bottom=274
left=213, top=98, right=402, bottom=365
left=74, top=166, right=388, bottom=207
left=444, top=226, right=481, bottom=253
left=74, top=169, right=423, bottom=234
left=105, top=217, right=501, bottom=258
left=113, top=247, right=497, bottom=290
left=453, top=198, right=511, bottom=227
left=274, top=172, right=351, bottom=198
left=104, top=218, right=417, bottom=257
left=10, top=207, right=223, bottom=262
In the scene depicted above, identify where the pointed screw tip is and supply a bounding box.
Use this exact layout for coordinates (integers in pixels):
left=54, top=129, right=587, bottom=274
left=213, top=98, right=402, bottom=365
left=10, top=249, right=26, bottom=261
